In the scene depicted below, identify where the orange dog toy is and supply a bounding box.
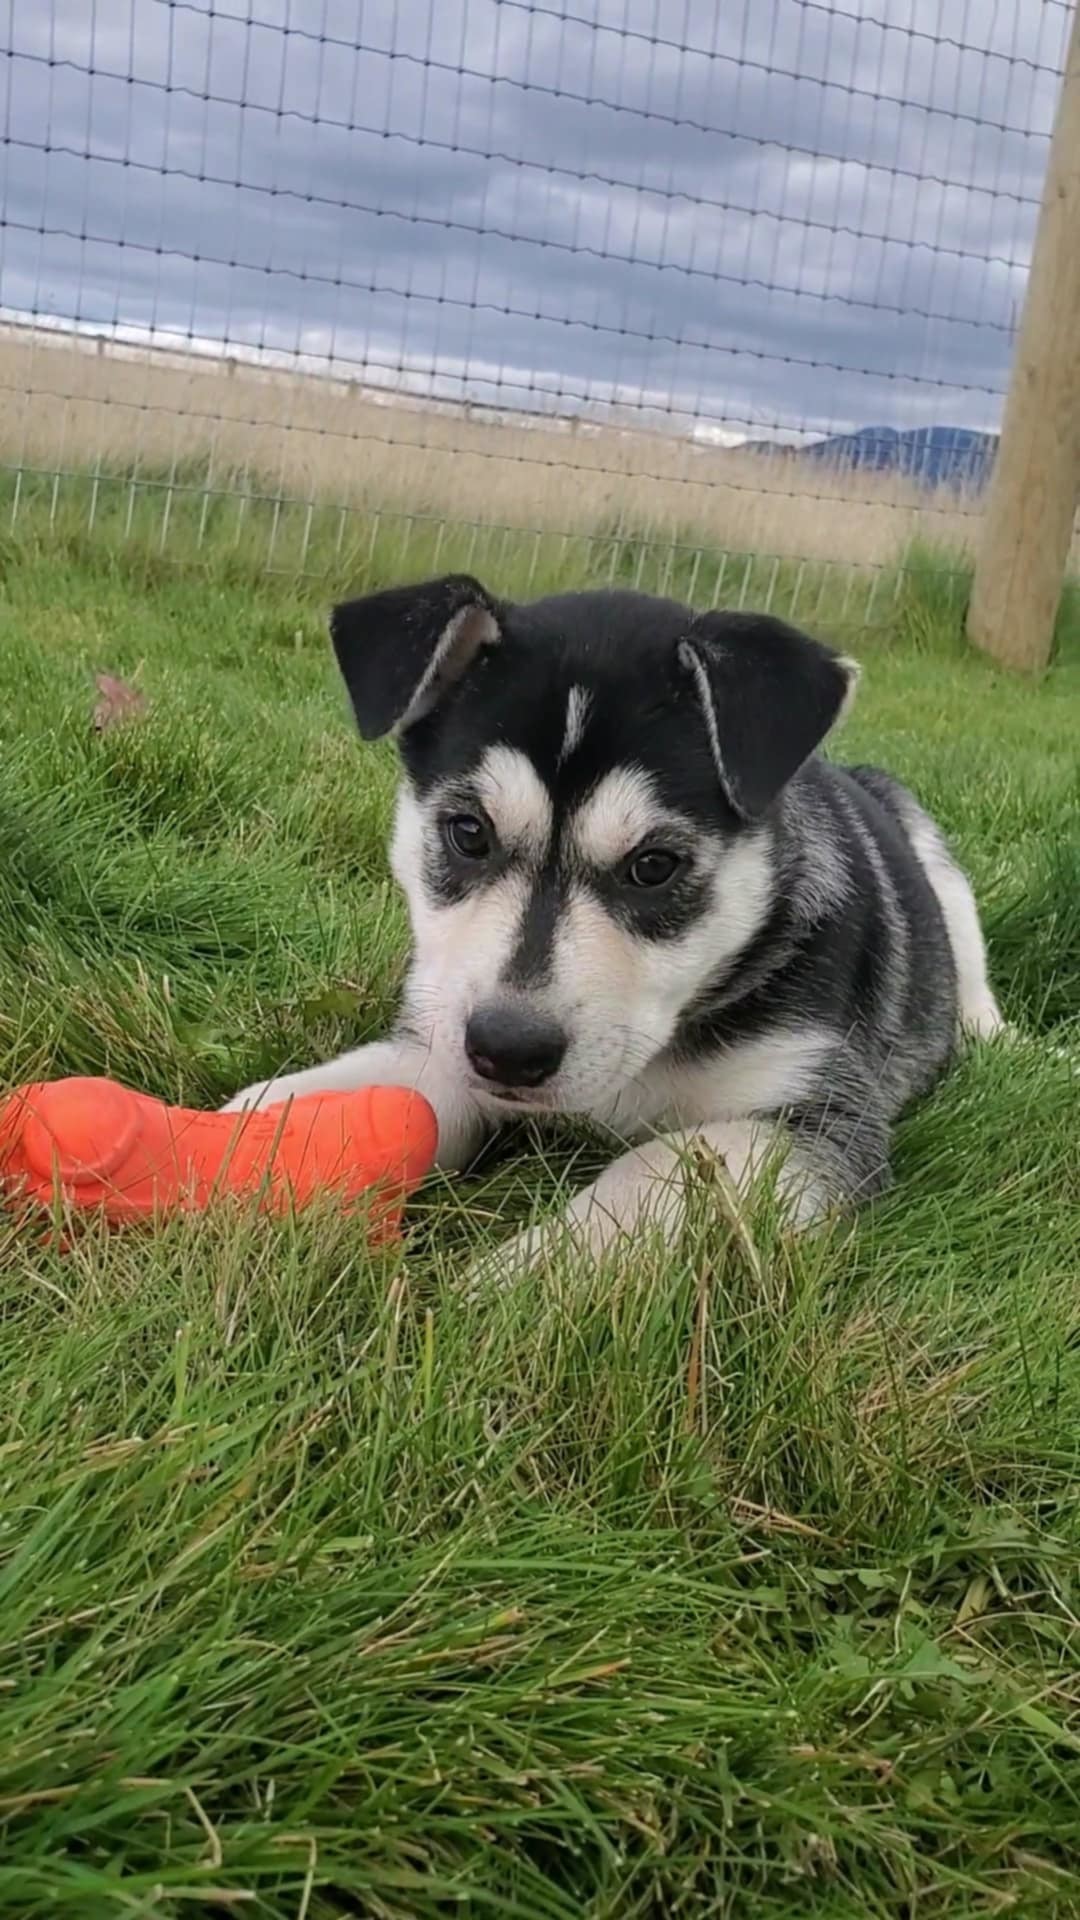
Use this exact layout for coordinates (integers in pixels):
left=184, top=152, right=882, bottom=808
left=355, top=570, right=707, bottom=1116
left=0, top=1076, right=438, bottom=1238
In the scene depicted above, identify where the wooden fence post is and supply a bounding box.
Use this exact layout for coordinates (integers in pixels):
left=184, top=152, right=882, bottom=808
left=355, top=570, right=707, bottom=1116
left=966, top=0, right=1080, bottom=671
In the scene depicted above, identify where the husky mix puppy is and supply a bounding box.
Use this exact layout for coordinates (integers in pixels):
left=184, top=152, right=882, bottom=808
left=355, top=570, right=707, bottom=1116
left=225, top=576, right=1003, bottom=1271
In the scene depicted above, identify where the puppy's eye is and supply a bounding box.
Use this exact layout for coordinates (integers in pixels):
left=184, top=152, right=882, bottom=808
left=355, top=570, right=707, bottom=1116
left=443, top=812, right=492, bottom=860
left=626, top=848, right=681, bottom=889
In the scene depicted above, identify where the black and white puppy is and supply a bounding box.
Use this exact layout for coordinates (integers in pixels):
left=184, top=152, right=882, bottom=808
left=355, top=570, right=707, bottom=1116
left=225, top=575, right=1003, bottom=1267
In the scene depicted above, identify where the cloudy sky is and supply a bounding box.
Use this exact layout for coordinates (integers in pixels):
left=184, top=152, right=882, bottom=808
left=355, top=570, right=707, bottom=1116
left=1, top=0, right=1071, bottom=438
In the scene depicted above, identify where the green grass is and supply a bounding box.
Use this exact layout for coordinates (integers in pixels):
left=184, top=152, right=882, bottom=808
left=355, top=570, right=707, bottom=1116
left=1, top=483, right=1079, bottom=1916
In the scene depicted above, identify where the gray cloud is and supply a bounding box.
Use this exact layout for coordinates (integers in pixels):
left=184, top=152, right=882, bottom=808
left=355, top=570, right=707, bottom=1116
left=1, top=0, right=1069, bottom=438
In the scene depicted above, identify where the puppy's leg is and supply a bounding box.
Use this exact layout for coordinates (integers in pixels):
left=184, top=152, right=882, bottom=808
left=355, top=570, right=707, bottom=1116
left=221, top=1037, right=487, bottom=1173
left=906, top=821, right=1004, bottom=1041
left=946, top=869, right=1005, bottom=1042
left=473, top=1099, right=890, bottom=1284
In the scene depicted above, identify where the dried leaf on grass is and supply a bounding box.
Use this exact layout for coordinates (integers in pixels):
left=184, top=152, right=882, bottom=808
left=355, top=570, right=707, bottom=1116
left=93, top=671, right=147, bottom=732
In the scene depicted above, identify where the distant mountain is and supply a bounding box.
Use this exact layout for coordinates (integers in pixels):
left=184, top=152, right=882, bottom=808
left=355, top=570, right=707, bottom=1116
left=742, top=424, right=997, bottom=490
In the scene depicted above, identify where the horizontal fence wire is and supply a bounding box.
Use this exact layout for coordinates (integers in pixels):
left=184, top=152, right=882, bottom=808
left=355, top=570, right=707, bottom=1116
left=0, top=0, right=1075, bottom=627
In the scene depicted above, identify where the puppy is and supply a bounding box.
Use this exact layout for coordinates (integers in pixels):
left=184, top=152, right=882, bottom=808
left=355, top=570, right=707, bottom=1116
left=225, top=575, right=1003, bottom=1269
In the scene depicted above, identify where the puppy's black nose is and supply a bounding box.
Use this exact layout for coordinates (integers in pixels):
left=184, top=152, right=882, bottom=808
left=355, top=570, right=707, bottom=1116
left=465, top=1003, right=567, bottom=1089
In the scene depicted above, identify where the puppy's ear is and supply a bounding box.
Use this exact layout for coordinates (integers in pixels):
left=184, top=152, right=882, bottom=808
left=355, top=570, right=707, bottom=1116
left=677, top=610, right=859, bottom=821
left=330, top=574, right=503, bottom=740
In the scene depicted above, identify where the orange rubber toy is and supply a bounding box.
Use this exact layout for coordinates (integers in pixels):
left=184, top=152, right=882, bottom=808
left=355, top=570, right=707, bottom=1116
left=0, top=1076, right=438, bottom=1239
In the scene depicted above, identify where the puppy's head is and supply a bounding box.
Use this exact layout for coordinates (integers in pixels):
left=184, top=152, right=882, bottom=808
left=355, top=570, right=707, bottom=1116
left=330, top=575, right=858, bottom=1116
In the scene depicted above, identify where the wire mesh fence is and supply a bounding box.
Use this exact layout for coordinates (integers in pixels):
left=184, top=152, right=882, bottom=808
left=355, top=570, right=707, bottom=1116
left=1, top=0, right=1076, bottom=626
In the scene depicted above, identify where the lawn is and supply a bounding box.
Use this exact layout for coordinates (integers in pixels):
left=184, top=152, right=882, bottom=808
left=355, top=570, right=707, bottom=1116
left=1, top=482, right=1079, bottom=1916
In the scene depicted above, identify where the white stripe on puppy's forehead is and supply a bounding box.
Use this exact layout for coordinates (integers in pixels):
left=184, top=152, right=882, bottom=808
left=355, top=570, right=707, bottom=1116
left=473, top=745, right=553, bottom=854
left=570, top=766, right=668, bottom=866
left=560, top=684, right=592, bottom=763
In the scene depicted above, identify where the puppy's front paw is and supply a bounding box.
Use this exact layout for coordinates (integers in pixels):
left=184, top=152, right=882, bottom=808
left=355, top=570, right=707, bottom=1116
left=463, top=1144, right=705, bottom=1293
left=466, top=1221, right=562, bottom=1294
left=464, top=1199, right=628, bottom=1295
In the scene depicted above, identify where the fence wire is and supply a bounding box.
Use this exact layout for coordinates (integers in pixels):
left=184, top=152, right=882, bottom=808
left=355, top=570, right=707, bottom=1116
left=0, top=0, right=1073, bottom=625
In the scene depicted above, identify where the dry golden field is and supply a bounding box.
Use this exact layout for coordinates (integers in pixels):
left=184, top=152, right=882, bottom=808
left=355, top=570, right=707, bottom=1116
left=2, top=324, right=1075, bottom=574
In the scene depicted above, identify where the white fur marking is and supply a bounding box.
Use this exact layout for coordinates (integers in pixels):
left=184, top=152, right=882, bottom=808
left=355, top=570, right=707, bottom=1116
left=677, top=641, right=731, bottom=802
left=626, top=1024, right=841, bottom=1136
left=473, top=746, right=553, bottom=858
left=570, top=766, right=674, bottom=867
left=834, top=656, right=862, bottom=727
left=560, top=685, right=591, bottom=762
left=900, top=805, right=1004, bottom=1040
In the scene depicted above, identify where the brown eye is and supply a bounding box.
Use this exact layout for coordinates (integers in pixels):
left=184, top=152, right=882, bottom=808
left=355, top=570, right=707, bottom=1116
left=444, top=813, right=492, bottom=860
left=626, top=848, right=681, bottom=889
